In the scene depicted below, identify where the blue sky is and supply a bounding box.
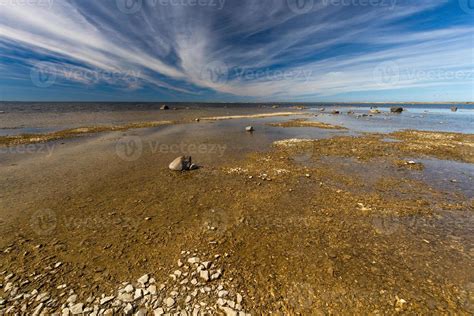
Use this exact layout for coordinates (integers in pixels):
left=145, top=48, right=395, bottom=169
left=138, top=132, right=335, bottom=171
left=0, top=0, right=473, bottom=102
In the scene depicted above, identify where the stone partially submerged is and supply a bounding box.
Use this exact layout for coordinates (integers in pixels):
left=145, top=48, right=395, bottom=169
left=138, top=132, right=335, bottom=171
left=169, top=156, right=197, bottom=171
left=390, top=107, right=404, bottom=113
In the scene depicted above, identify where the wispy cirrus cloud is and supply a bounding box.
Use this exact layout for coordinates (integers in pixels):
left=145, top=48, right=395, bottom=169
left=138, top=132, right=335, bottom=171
left=0, top=0, right=472, bottom=101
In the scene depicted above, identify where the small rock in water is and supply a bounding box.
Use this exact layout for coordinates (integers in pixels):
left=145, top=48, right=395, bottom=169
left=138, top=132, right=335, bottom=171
left=160, top=105, right=169, bottom=110
left=451, top=106, right=458, bottom=112
left=245, top=126, right=254, bottom=132
left=169, top=156, right=194, bottom=171
left=390, top=107, right=404, bottom=113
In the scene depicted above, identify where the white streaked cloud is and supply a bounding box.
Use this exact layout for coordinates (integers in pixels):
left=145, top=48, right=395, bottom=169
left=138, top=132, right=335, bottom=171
left=0, top=0, right=472, bottom=100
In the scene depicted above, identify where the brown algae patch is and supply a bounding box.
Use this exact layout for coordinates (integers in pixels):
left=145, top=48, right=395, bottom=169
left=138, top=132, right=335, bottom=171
left=268, top=118, right=347, bottom=130
left=0, top=120, right=173, bottom=147
left=273, top=130, right=474, bottom=163
left=391, top=130, right=474, bottom=163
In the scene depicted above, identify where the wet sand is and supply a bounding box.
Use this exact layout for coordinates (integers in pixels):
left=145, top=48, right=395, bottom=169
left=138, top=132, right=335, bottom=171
left=0, top=106, right=473, bottom=314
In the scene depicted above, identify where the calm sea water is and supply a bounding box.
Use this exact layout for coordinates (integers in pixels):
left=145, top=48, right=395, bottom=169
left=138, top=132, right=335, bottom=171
left=0, top=102, right=473, bottom=135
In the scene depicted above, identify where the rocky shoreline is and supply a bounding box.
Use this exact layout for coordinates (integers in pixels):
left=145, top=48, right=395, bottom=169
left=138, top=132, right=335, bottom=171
left=1, top=252, right=249, bottom=315
left=0, top=110, right=473, bottom=314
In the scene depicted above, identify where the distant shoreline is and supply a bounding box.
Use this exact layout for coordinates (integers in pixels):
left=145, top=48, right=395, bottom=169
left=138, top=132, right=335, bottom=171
left=0, top=101, right=473, bottom=105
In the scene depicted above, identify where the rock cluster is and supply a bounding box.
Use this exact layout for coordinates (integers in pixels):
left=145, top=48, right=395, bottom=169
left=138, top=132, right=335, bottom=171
left=0, top=253, right=249, bottom=315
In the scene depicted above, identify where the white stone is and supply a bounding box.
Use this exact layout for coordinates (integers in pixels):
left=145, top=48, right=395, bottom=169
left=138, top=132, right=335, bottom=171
left=164, top=297, right=175, bottom=307
left=124, top=303, right=133, bottom=315
left=187, top=257, right=200, bottom=264
left=100, top=296, right=114, bottom=305
left=36, top=292, right=50, bottom=302
left=154, top=308, right=165, bottom=315
left=137, top=274, right=149, bottom=285
left=218, top=290, right=228, bottom=298
left=236, top=293, right=242, bottom=304
left=134, top=289, right=143, bottom=300
left=118, top=293, right=134, bottom=303
left=220, top=306, right=238, bottom=316
left=147, top=285, right=157, bottom=295
left=4, top=283, right=13, bottom=292
left=66, top=294, right=77, bottom=304
left=124, top=284, right=134, bottom=293
left=211, top=270, right=222, bottom=280
left=199, top=270, right=209, bottom=282
left=70, top=303, right=84, bottom=315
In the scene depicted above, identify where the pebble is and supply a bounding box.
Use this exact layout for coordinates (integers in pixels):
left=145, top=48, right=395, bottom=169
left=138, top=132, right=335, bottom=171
left=66, top=294, right=77, bottom=304
left=124, top=284, right=134, bottom=293
left=188, top=257, right=200, bottom=264
left=137, top=274, right=149, bottom=286
left=199, top=270, right=210, bottom=282
left=70, top=303, right=83, bottom=315
left=164, top=297, right=175, bottom=307
left=134, top=289, right=143, bottom=300
left=245, top=126, right=254, bottom=132
left=99, top=296, right=114, bottom=305
left=147, top=285, right=157, bottom=295
left=123, top=303, right=133, bottom=315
